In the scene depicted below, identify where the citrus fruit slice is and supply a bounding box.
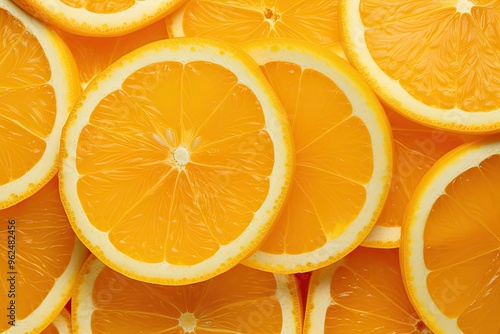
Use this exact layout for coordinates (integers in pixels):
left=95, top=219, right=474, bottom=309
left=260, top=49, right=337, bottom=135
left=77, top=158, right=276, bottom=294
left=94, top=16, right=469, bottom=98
left=56, top=19, right=169, bottom=89
left=59, top=37, right=294, bottom=285
left=12, top=0, right=185, bottom=37
left=304, top=247, right=431, bottom=333
left=340, top=0, right=500, bottom=133
left=401, top=136, right=500, bottom=333
left=362, top=109, right=468, bottom=248
left=72, top=254, right=302, bottom=333
left=166, top=0, right=341, bottom=49
left=0, top=0, right=80, bottom=210
left=42, top=308, right=72, bottom=334
left=241, top=38, right=392, bottom=273
left=0, top=176, right=89, bottom=333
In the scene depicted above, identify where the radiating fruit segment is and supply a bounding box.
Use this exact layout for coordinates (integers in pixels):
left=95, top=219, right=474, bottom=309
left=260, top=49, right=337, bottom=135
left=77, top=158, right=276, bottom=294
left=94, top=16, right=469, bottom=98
left=41, top=308, right=72, bottom=334
left=13, top=0, right=185, bottom=36
left=0, top=0, right=79, bottom=209
left=241, top=38, right=392, bottom=273
left=60, top=37, right=293, bottom=285
left=167, top=0, right=341, bottom=48
left=304, top=247, right=430, bottom=333
left=72, top=255, right=302, bottom=333
left=340, top=0, right=500, bottom=133
left=0, top=176, right=89, bottom=333
left=401, top=136, right=500, bottom=333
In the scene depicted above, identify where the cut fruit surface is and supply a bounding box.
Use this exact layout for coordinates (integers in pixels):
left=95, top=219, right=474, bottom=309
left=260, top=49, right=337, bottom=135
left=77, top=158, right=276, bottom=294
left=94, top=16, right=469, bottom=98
left=241, top=38, right=392, bottom=273
left=41, top=308, right=72, bottom=334
left=72, top=255, right=302, bottom=333
left=0, top=0, right=80, bottom=209
left=304, top=247, right=430, bottom=333
left=13, top=0, right=185, bottom=36
left=401, top=135, right=500, bottom=333
left=167, top=0, right=341, bottom=48
left=362, top=109, right=469, bottom=248
left=340, top=0, right=500, bottom=133
left=0, top=176, right=89, bottom=333
left=59, top=37, right=294, bottom=285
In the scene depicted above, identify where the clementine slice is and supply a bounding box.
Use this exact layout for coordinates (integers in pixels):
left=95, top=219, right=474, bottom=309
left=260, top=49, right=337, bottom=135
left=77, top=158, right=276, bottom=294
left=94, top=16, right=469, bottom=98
left=41, top=308, right=72, bottom=334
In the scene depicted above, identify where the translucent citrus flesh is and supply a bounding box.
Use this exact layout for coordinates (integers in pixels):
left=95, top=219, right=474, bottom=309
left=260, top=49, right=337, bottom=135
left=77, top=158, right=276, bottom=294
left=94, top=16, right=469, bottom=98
left=424, top=153, right=500, bottom=333
left=360, top=0, right=500, bottom=111
left=324, top=247, right=426, bottom=333
left=257, top=61, right=372, bottom=255
left=180, top=0, right=339, bottom=47
left=76, top=60, right=274, bottom=265
left=0, top=177, right=76, bottom=332
left=56, top=19, right=168, bottom=87
left=89, top=263, right=282, bottom=333
left=0, top=8, right=54, bottom=186
left=59, top=0, right=134, bottom=13
left=42, top=322, right=59, bottom=334
left=376, top=110, right=465, bottom=229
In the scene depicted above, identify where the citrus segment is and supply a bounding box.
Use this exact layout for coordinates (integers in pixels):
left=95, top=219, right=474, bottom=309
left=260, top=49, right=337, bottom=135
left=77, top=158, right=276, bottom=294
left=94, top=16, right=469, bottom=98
left=401, top=136, right=500, bottom=333
left=167, top=0, right=341, bottom=48
left=340, top=0, right=500, bottom=133
left=304, top=247, right=430, bottom=333
left=0, top=176, right=89, bottom=333
left=72, top=255, right=302, bottom=333
left=60, top=37, right=293, bottom=285
left=241, top=39, right=392, bottom=273
left=42, top=308, right=72, bottom=334
left=0, top=0, right=79, bottom=209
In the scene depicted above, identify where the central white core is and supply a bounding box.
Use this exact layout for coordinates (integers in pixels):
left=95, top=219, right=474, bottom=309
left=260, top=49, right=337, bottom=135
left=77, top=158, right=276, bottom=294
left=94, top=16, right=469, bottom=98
left=173, top=146, right=190, bottom=166
left=456, top=0, right=473, bottom=14
left=179, top=312, right=196, bottom=332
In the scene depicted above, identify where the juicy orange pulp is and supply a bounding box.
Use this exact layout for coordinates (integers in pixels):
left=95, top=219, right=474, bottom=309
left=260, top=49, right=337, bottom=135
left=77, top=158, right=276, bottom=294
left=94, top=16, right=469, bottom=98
left=76, top=60, right=274, bottom=265
left=257, top=61, right=372, bottom=254
left=0, top=8, right=54, bottom=186
left=59, top=0, right=135, bottom=13
left=424, top=153, right=500, bottom=333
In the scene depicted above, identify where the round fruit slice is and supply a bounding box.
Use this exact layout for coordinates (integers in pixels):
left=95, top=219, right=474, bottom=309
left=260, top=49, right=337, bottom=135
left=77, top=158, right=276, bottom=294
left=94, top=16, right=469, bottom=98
left=72, top=254, right=302, bottom=333
left=166, top=0, right=341, bottom=49
left=401, top=136, right=500, bottom=333
left=304, top=247, right=431, bottom=333
left=340, top=0, right=500, bottom=133
left=12, top=0, right=184, bottom=37
left=241, top=38, right=392, bottom=273
left=0, top=0, right=80, bottom=210
left=0, top=176, right=89, bottom=333
left=42, top=308, right=72, bottom=334
left=362, top=109, right=468, bottom=248
left=59, top=37, right=293, bottom=285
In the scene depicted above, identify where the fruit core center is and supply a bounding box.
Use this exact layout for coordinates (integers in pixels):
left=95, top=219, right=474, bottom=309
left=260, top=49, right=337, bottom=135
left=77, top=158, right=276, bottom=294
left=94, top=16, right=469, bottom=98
left=264, top=8, right=280, bottom=22
left=455, top=0, right=473, bottom=14
left=173, top=146, right=190, bottom=167
left=179, top=312, right=197, bottom=332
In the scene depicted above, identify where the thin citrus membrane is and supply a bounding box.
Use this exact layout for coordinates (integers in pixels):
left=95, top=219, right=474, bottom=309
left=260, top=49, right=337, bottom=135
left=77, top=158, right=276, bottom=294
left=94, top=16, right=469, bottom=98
left=241, top=39, right=392, bottom=273
left=60, top=37, right=294, bottom=285
left=0, top=0, right=80, bottom=209
left=72, top=255, right=302, bottom=333
left=401, top=135, right=500, bottom=333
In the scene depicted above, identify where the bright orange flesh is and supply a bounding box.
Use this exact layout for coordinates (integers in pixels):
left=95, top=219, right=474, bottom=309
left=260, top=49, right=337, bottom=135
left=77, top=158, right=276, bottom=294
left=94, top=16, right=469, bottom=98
left=0, top=177, right=76, bottom=332
left=176, top=0, right=339, bottom=47
left=41, top=322, right=58, bottom=334
left=56, top=19, right=168, bottom=86
left=59, top=0, right=134, bottom=13
left=257, top=61, right=372, bottom=255
left=424, top=153, right=500, bottom=333
left=75, top=60, right=274, bottom=265
left=0, top=8, right=54, bottom=186
left=359, top=0, right=500, bottom=111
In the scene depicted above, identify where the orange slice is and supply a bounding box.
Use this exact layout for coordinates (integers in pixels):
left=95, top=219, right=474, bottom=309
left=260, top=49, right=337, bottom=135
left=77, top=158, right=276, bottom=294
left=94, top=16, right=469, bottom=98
left=401, top=135, right=500, bottom=333
left=12, top=0, right=185, bottom=37
left=59, top=37, right=294, bottom=285
left=72, top=254, right=302, bottom=333
left=340, top=0, right=500, bottom=133
left=304, top=247, right=430, bottom=333
left=0, top=0, right=80, bottom=209
left=362, top=109, right=468, bottom=248
left=0, top=176, right=89, bottom=333
left=241, top=38, right=392, bottom=274
left=42, top=308, right=72, bottom=334
left=166, top=0, right=341, bottom=49
left=56, top=19, right=169, bottom=89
